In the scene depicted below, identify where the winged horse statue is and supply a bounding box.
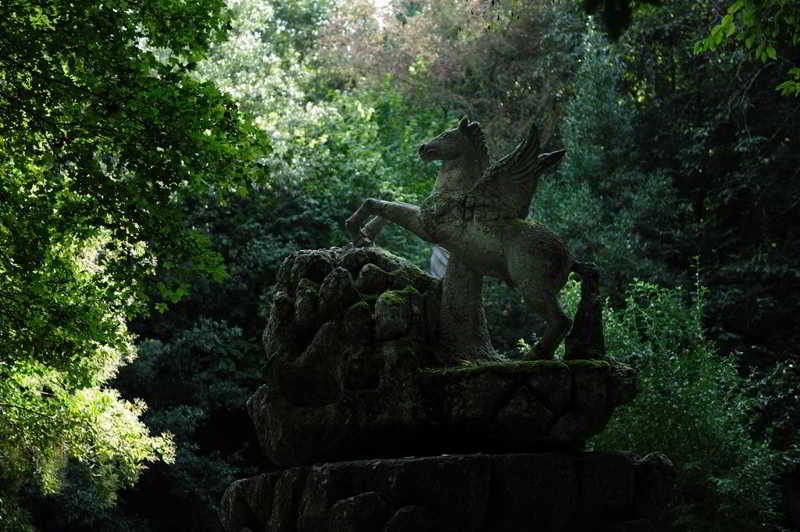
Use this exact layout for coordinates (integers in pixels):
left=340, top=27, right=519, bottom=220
left=346, top=117, right=603, bottom=362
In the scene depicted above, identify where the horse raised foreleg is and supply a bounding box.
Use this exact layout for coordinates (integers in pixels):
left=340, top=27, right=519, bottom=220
left=346, top=199, right=432, bottom=246
left=362, top=216, right=388, bottom=242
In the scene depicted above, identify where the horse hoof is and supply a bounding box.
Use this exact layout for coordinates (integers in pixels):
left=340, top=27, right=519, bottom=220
left=525, top=345, right=555, bottom=361
left=353, top=236, right=373, bottom=248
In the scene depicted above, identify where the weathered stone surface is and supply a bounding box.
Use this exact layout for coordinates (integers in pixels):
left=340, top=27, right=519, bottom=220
left=576, top=451, right=636, bottom=518
left=290, top=250, right=333, bottom=287
left=384, top=505, right=434, bottom=532
left=220, top=247, right=673, bottom=532
left=633, top=452, right=676, bottom=529
left=220, top=452, right=674, bottom=532
left=220, top=478, right=257, bottom=532
left=527, top=361, right=572, bottom=413
left=329, top=491, right=389, bottom=532
left=487, top=453, right=578, bottom=531
left=254, top=247, right=640, bottom=466
left=294, top=278, right=320, bottom=336
left=267, top=468, right=307, bottom=532
left=255, top=351, right=636, bottom=465
left=221, top=470, right=303, bottom=532
left=318, top=266, right=359, bottom=322
left=492, top=385, right=554, bottom=443
left=353, top=263, right=395, bottom=294
left=374, top=287, right=416, bottom=341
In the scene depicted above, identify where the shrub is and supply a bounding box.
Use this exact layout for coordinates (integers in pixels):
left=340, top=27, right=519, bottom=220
left=567, top=278, right=785, bottom=531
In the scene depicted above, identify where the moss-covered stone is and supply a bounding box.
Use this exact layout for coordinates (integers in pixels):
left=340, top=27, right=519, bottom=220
left=376, top=284, right=420, bottom=306
left=566, top=359, right=611, bottom=370
left=318, top=266, right=358, bottom=322
left=354, top=263, right=394, bottom=294
left=374, top=286, right=420, bottom=341
left=387, top=265, right=434, bottom=293
left=421, top=359, right=570, bottom=377
left=294, top=277, right=319, bottom=336
left=254, top=247, right=639, bottom=467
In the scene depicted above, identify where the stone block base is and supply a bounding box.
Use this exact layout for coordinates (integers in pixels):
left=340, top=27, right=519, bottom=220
left=221, top=451, right=674, bottom=532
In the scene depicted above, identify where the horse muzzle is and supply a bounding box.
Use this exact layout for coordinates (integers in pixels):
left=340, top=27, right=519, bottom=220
left=419, top=144, right=438, bottom=161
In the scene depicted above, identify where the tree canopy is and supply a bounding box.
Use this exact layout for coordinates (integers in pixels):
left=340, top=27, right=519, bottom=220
left=0, top=0, right=265, bottom=527
left=696, top=0, right=800, bottom=95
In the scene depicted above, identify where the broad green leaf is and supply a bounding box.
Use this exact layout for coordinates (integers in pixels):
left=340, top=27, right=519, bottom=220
left=766, top=46, right=777, bottom=59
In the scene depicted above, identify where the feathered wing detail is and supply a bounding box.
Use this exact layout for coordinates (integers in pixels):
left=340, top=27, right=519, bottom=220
left=484, top=122, right=542, bottom=186
left=468, top=122, right=566, bottom=219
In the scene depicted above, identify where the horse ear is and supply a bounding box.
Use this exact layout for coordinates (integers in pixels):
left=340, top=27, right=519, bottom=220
left=458, top=116, right=470, bottom=132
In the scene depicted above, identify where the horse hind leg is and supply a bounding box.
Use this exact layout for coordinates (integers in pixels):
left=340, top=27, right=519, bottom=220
left=521, top=287, right=572, bottom=360
left=565, top=261, right=606, bottom=360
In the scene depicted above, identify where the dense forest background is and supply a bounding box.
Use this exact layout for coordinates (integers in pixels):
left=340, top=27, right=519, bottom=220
left=1, top=0, right=799, bottom=530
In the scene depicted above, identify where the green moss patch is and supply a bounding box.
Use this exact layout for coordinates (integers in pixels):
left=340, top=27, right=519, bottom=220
left=420, top=359, right=609, bottom=377
left=377, top=284, right=420, bottom=305
left=565, top=359, right=610, bottom=370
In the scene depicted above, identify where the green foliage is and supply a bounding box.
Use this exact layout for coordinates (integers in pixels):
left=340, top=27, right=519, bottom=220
left=0, top=237, right=175, bottom=530
left=24, top=461, right=156, bottom=532
left=585, top=279, right=784, bottom=530
left=616, top=0, right=800, bottom=361
left=318, top=0, right=585, bottom=151
left=112, top=320, right=259, bottom=530
left=0, top=335, right=175, bottom=530
left=536, top=25, right=681, bottom=301
left=578, top=0, right=664, bottom=40
left=0, top=0, right=261, bottom=372
left=0, top=0, right=265, bottom=527
left=0, top=0, right=263, bottom=322
left=696, top=0, right=800, bottom=96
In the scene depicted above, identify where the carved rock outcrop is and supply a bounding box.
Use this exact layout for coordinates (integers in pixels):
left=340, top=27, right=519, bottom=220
left=255, top=247, right=638, bottom=466
left=221, top=452, right=675, bottom=532
left=221, top=247, right=673, bottom=532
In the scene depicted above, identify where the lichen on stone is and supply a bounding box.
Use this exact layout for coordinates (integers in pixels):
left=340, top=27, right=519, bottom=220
left=376, top=284, right=420, bottom=306
left=255, top=247, right=638, bottom=467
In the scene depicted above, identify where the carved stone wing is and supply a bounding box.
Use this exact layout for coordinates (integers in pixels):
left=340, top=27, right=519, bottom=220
left=486, top=122, right=543, bottom=185
left=469, top=123, right=566, bottom=219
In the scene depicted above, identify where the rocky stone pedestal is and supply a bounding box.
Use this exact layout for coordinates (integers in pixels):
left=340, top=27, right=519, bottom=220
left=249, top=358, right=640, bottom=467
left=220, top=247, right=674, bottom=532
left=222, top=451, right=674, bottom=532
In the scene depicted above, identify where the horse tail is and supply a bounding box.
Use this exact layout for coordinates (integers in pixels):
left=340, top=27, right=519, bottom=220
left=570, top=261, right=600, bottom=293
left=564, top=261, right=606, bottom=360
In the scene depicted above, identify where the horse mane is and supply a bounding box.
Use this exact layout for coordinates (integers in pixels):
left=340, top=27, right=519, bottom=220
left=462, top=120, right=490, bottom=172
left=467, top=121, right=565, bottom=219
